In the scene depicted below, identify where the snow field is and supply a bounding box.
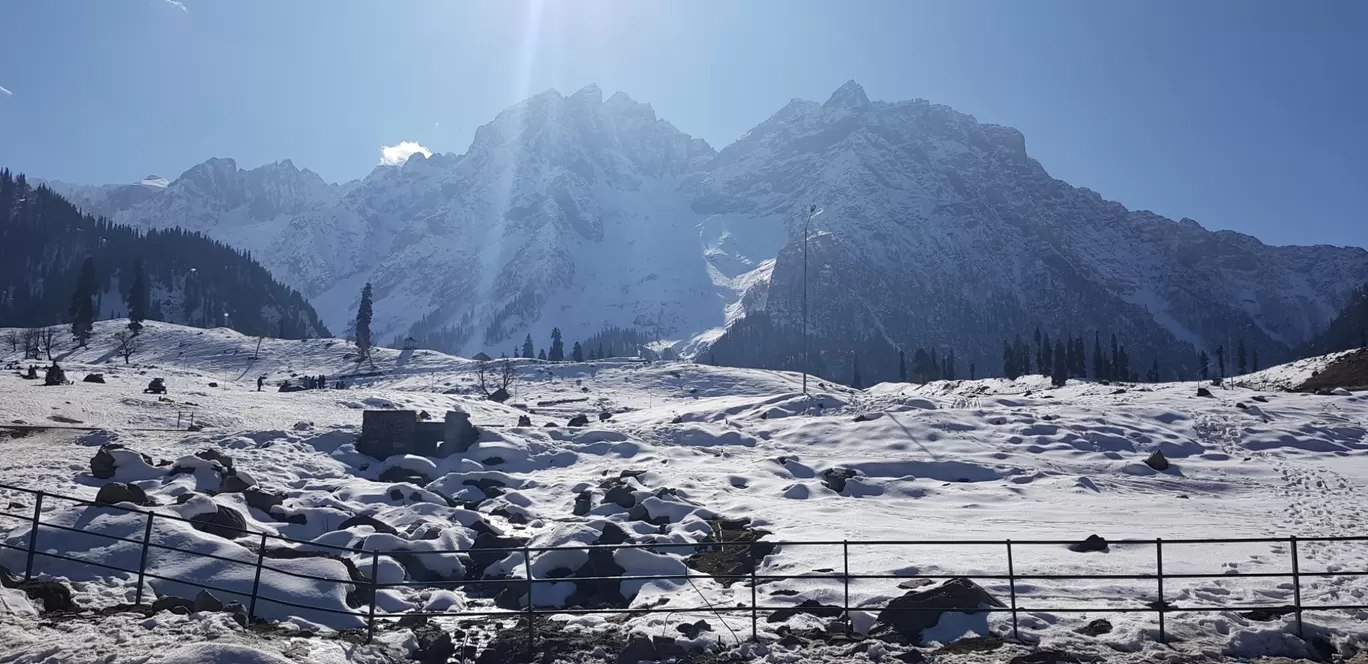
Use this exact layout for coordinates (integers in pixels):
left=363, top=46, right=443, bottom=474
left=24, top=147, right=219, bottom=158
left=1, top=321, right=1367, bottom=662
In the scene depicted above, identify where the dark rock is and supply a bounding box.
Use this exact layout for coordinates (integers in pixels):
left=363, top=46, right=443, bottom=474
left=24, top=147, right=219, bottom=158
left=599, top=412, right=613, bottom=421
left=595, top=523, right=631, bottom=546
left=543, top=422, right=557, bottom=427
left=337, top=514, right=398, bottom=535
left=516, top=415, right=532, bottom=427
left=894, top=650, right=929, bottom=663
left=821, top=468, right=859, bottom=493
left=95, top=482, right=154, bottom=507
left=604, top=485, right=636, bottom=509
left=1009, top=651, right=1084, bottom=664
left=874, top=578, right=1004, bottom=642
left=218, top=472, right=255, bottom=494
left=379, top=466, right=430, bottom=485
left=1252, top=395, right=1269, bottom=402
left=192, top=589, right=224, bottom=613
left=208, top=382, right=218, bottom=388
left=572, top=491, right=593, bottom=516
left=151, top=596, right=195, bottom=614
left=567, top=414, right=590, bottom=427
left=617, top=636, right=657, bottom=664
left=1068, top=534, right=1109, bottom=553
left=1239, top=605, right=1296, bottom=621
left=852, top=413, right=877, bottom=422
left=224, top=601, right=248, bottom=627
left=469, top=533, right=528, bottom=573
left=194, top=449, right=234, bottom=471
left=767, top=599, right=844, bottom=623
left=1144, top=450, right=1170, bottom=471
left=1311, top=636, right=1336, bottom=661
left=1236, top=402, right=1248, bottom=409
left=676, top=620, right=712, bottom=639
left=483, top=456, right=504, bottom=466
left=243, top=487, right=284, bottom=514
left=189, top=504, right=249, bottom=540
left=90, top=443, right=150, bottom=480
left=1112, top=388, right=1126, bottom=395
left=670, top=415, right=683, bottom=424
left=1078, top=618, right=1113, bottom=635
left=412, top=623, right=456, bottom=664
left=487, top=387, right=510, bottom=403
left=1196, top=387, right=1214, bottom=398
left=82, top=374, right=105, bottom=384
left=898, top=579, right=934, bottom=590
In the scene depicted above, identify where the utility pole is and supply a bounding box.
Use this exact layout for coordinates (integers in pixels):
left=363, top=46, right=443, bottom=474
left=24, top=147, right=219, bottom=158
left=802, top=204, right=816, bottom=396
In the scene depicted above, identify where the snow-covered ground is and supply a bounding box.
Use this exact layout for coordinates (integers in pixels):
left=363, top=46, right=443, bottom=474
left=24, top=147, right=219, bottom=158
left=1, top=321, right=1366, bottom=663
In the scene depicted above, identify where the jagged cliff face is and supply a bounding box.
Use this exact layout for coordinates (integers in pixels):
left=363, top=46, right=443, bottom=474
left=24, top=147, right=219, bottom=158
left=39, top=82, right=1368, bottom=374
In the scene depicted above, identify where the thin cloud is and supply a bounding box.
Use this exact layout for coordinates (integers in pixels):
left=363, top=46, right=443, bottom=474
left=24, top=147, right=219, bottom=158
left=162, top=0, right=188, bottom=13
left=0, top=85, right=11, bottom=96
left=379, top=141, right=432, bottom=166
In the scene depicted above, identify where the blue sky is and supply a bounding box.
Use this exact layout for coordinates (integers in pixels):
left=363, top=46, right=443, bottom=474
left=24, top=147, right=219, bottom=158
left=0, top=0, right=1364, bottom=248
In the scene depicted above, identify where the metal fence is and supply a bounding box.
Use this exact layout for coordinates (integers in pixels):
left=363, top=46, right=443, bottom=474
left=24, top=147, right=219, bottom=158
left=2, top=481, right=1367, bottom=654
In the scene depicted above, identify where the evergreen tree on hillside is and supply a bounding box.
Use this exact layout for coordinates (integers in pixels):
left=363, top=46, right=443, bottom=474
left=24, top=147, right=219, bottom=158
left=1199, top=351, right=1210, bottom=380
left=1252, top=349, right=1259, bottom=372
left=1040, top=332, right=1053, bottom=377
left=946, top=348, right=956, bottom=380
left=571, top=341, right=584, bottom=362
left=1015, top=337, right=1031, bottom=377
left=126, top=259, right=148, bottom=336
left=538, top=348, right=547, bottom=360
left=355, top=282, right=373, bottom=358
left=1003, top=340, right=1019, bottom=380
left=69, top=257, right=97, bottom=347
left=1216, top=345, right=1226, bottom=378
left=522, top=334, right=535, bottom=359
left=1237, top=339, right=1248, bottom=375
left=1051, top=339, right=1068, bottom=387
left=1147, top=358, right=1160, bottom=382
left=851, top=355, right=863, bottom=389
left=913, top=347, right=932, bottom=383
left=549, top=327, right=565, bottom=361
left=1034, top=328, right=1043, bottom=376
left=898, top=349, right=907, bottom=382
left=1093, top=333, right=1105, bottom=381
left=1110, top=334, right=1120, bottom=378
left=970, top=363, right=976, bottom=380
left=1117, top=345, right=1130, bottom=381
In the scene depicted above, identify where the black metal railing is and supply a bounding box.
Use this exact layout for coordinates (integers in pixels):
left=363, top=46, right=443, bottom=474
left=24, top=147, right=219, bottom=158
left=2, top=481, right=1366, bottom=653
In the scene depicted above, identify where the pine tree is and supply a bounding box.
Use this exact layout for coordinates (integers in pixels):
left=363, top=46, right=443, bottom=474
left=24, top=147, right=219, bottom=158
left=898, top=349, right=907, bottom=382
left=1236, top=339, right=1247, bottom=375
left=1110, top=334, right=1120, bottom=379
left=851, top=355, right=863, bottom=389
left=1040, top=332, right=1053, bottom=376
left=930, top=348, right=939, bottom=377
left=1015, top=337, right=1031, bottom=376
left=522, top=334, right=535, bottom=359
left=1093, top=333, right=1105, bottom=381
left=571, top=341, right=584, bottom=362
left=549, top=328, right=565, bottom=361
left=969, top=363, right=976, bottom=380
left=69, top=257, right=97, bottom=347
left=913, top=348, right=932, bottom=383
left=126, top=259, right=148, bottom=336
left=1034, top=328, right=1044, bottom=376
left=1148, top=358, right=1160, bottom=382
left=1252, top=349, right=1259, bottom=372
left=598, top=341, right=605, bottom=359
left=538, top=348, right=547, bottom=360
left=1051, top=339, right=1068, bottom=387
left=355, top=282, right=373, bottom=358
left=1199, top=351, right=1210, bottom=380
left=946, top=348, right=956, bottom=380
left=1117, top=345, right=1130, bottom=381
left=1003, top=341, right=1018, bottom=380
left=1216, top=345, right=1225, bottom=378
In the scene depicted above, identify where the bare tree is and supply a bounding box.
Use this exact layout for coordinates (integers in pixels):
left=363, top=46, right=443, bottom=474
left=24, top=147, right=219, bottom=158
left=3, top=329, right=19, bottom=354
left=113, top=331, right=139, bottom=365
left=474, top=358, right=518, bottom=397
left=254, top=335, right=265, bottom=360
left=22, top=328, right=40, bottom=360
left=37, top=326, right=60, bottom=361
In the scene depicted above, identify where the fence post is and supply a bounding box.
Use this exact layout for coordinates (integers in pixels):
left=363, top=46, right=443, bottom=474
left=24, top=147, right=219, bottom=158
left=24, top=492, right=44, bottom=581
left=134, top=512, right=155, bottom=605
left=842, top=540, right=851, bottom=635
left=1290, top=535, right=1303, bottom=638
left=247, top=532, right=268, bottom=624
left=750, top=564, right=759, bottom=641
left=1155, top=538, right=1165, bottom=644
left=1006, top=539, right=1020, bottom=641
left=523, top=545, right=535, bottom=656
left=366, top=551, right=380, bottom=644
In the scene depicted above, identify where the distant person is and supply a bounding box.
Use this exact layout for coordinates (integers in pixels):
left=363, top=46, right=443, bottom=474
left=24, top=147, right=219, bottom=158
left=257, top=376, right=265, bottom=392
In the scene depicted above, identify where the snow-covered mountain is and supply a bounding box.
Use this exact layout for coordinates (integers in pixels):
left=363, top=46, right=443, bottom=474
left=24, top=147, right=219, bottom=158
left=37, top=82, right=1368, bottom=375
left=44, top=158, right=345, bottom=258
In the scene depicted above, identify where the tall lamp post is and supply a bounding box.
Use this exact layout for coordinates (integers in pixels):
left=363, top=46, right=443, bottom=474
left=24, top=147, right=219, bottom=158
left=802, top=204, right=816, bottom=396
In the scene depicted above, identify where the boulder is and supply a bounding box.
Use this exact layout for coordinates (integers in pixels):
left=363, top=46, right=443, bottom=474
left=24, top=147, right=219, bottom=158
left=1068, top=534, right=1109, bottom=553
left=412, top=623, right=455, bottom=664
left=572, top=491, right=593, bottom=516
left=194, top=449, right=234, bottom=471
left=151, top=596, right=195, bottom=614
left=192, top=589, right=224, bottom=613
left=95, top=482, right=154, bottom=507
left=1196, top=387, right=1214, bottom=398
left=1077, top=618, right=1113, bottom=635
left=1251, top=394, right=1269, bottom=403
left=1144, top=450, right=1170, bottom=471
left=567, top=414, right=590, bottom=427
left=599, top=412, right=613, bottom=421
left=487, top=387, right=510, bottom=403
left=243, top=487, right=284, bottom=514
left=82, top=374, right=105, bottom=384
left=516, top=415, right=532, bottom=427
left=821, top=468, right=859, bottom=493
left=1009, top=652, right=1084, bottom=664
left=337, top=514, right=399, bottom=535
left=874, top=578, right=1003, bottom=642
left=90, top=443, right=155, bottom=480
left=676, top=619, right=712, bottom=639
left=604, top=486, right=636, bottom=509
left=767, top=598, right=844, bottom=623
left=189, top=504, right=249, bottom=540
left=218, top=472, right=256, bottom=494
left=379, top=467, right=430, bottom=485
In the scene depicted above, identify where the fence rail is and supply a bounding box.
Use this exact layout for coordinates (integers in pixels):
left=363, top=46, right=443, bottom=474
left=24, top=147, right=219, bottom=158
left=2, top=481, right=1366, bottom=654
